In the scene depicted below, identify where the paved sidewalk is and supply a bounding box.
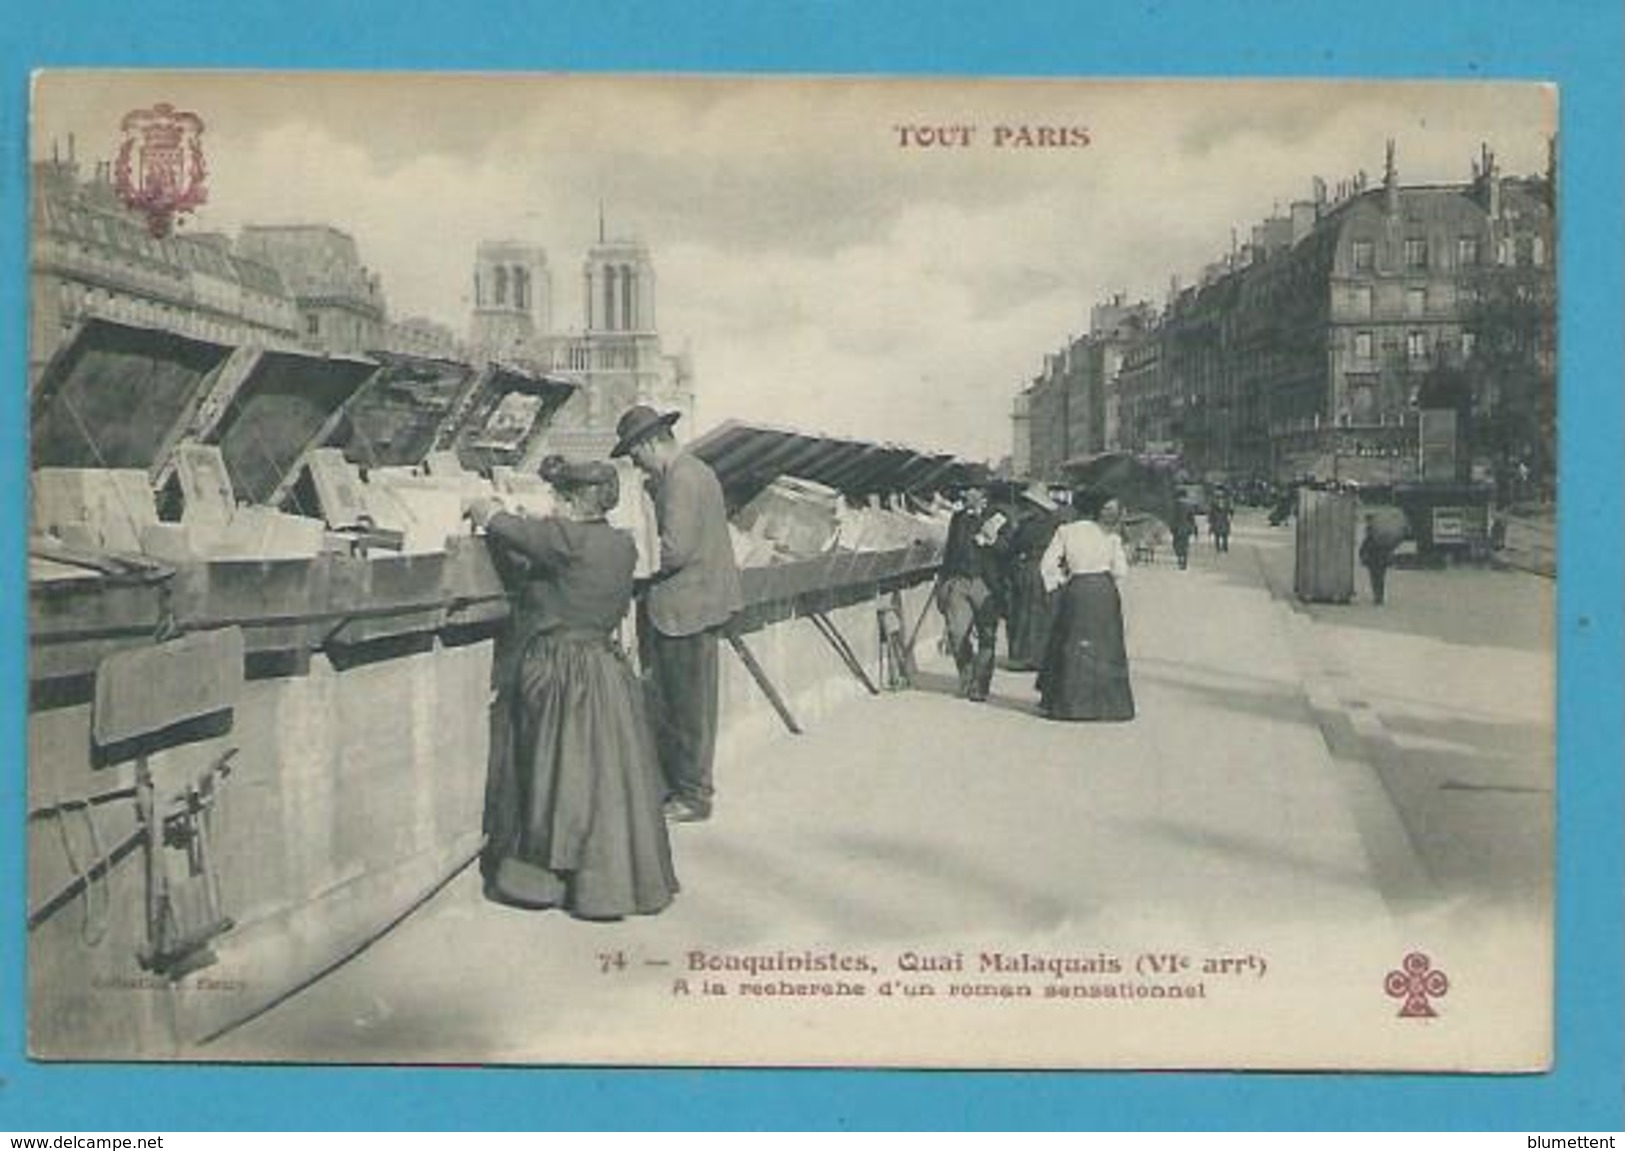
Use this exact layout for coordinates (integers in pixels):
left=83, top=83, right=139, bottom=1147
left=1246, top=511, right=1555, bottom=913
left=212, top=519, right=1540, bottom=1067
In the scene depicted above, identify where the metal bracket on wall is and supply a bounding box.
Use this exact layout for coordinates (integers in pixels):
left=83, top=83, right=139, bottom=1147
left=724, top=631, right=802, bottom=736
left=808, top=611, right=880, bottom=696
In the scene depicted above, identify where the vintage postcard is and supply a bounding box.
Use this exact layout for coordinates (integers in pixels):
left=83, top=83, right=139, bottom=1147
left=25, top=71, right=1556, bottom=1070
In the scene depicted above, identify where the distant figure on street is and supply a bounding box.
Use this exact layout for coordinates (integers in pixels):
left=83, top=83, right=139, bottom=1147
left=1100, top=496, right=1124, bottom=535
left=1171, top=506, right=1198, bottom=569
left=614, top=405, right=744, bottom=824
left=1209, top=500, right=1232, bottom=554
left=1490, top=511, right=1509, bottom=552
left=1036, top=488, right=1136, bottom=722
left=470, top=459, right=679, bottom=920
left=1268, top=487, right=1295, bottom=526
left=1359, top=515, right=1397, bottom=606
left=936, top=477, right=1004, bottom=701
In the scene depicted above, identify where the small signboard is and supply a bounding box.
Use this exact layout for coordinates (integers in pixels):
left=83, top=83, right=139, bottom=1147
left=1432, top=506, right=1466, bottom=544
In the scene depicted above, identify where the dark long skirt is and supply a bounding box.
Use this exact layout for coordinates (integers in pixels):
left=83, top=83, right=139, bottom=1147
left=1006, top=558, right=1056, bottom=671
left=483, top=632, right=679, bottom=919
left=1037, top=572, right=1135, bottom=722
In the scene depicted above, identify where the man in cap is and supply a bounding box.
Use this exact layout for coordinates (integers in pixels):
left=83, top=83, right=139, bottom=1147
left=613, top=405, right=743, bottom=823
left=935, top=471, right=1003, bottom=702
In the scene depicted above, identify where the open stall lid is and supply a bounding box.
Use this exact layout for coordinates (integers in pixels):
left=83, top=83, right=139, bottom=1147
left=336, top=351, right=481, bottom=469
left=436, top=362, right=576, bottom=474
left=31, top=318, right=236, bottom=474
left=687, top=420, right=985, bottom=511
left=198, top=347, right=378, bottom=507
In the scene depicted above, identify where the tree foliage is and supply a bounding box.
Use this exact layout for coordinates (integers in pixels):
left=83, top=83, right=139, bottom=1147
left=1460, top=261, right=1557, bottom=477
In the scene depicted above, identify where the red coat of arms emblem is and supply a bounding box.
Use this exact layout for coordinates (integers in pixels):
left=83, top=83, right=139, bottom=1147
left=114, top=103, right=209, bottom=238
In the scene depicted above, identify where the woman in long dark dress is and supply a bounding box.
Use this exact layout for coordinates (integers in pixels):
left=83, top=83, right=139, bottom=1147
left=1035, top=489, right=1136, bottom=722
left=1005, top=485, right=1073, bottom=672
left=469, top=460, right=678, bottom=920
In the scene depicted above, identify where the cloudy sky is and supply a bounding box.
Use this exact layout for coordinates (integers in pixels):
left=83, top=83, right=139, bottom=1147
left=33, top=73, right=1554, bottom=459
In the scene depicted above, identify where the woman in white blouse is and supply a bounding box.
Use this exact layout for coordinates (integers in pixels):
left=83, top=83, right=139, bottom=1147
left=1035, top=490, right=1136, bottom=721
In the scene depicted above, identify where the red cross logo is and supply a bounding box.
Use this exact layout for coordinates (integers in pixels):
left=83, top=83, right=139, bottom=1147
left=1385, top=951, right=1449, bottom=1018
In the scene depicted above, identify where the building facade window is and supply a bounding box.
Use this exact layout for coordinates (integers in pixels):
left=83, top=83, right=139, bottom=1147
left=1352, top=240, right=1375, bottom=271
left=1406, top=287, right=1427, bottom=318
left=1457, top=236, right=1480, bottom=267
left=1354, top=330, right=1374, bottom=361
left=1406, top=330, right=1428, bottom=361
left=306, top=313, right=320, bottom=337
left=1404, top=238, right=1428, bottom=269
left=1461, top=331, right=1477, bottom=359
left=1351, top=284, right=1373, bottom=317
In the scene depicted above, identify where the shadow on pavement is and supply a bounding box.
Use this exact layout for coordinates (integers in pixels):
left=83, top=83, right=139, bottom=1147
left=1133, top=660, right=1318, bottom=730
left=814, top=831, right=1084, bottom=934
left=1119, top=816, right=1380, bottom=892
left=696, top=834, right=926, bottom=939
left=907, top=668, right=1045, bottom=718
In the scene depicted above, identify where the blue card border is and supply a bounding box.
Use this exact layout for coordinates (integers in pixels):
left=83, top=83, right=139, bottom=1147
left=1, top=0, right=1619, bottom=1131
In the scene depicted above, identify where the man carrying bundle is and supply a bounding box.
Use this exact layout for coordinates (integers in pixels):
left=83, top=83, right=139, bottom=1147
left=1359, top=510, right=1405, bottom=606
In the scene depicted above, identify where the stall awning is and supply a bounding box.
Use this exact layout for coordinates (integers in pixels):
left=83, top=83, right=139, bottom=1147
left=1060, top=451, right=1180, bottom=523
left=686, top=420, right=985, bottom=509
left=31, top=319, right=237, bottom=473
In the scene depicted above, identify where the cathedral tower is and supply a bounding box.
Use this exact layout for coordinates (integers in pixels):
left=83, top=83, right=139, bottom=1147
left=583, top=236, right=656, bottom=334
left=470, top=240, right=551, bottom=358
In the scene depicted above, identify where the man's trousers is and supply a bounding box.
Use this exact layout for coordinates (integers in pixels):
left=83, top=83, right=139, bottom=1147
left=642, top=623, right=722, bottom=813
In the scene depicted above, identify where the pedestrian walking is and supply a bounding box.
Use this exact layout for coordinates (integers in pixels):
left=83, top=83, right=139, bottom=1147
left=470, top=460, right=679, bottom=920
left=1171, top=505, right=1198, bottom=569
left=1210, top=501, right=1232, bottom=554
left=614, top=405, right=744, bottom=824
left=1359, top=515, right=1398, bottom=606
left=1036, top=488, right=1136, bottom=722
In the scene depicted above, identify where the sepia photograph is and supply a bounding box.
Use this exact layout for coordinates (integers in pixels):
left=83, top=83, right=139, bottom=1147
left=25, top=71, right=1558, bottom=1071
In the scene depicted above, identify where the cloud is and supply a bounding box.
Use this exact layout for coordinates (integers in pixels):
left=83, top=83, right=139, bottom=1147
left=31, top=73, right=1555, bottom=460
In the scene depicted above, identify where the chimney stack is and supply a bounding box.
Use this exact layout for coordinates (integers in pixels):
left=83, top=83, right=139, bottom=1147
left=1479, top=142, right=1502, bottom=219
left=1383, top=139, right=1399, bottom=216
left=1289, top=200, right=1316, bottom=244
